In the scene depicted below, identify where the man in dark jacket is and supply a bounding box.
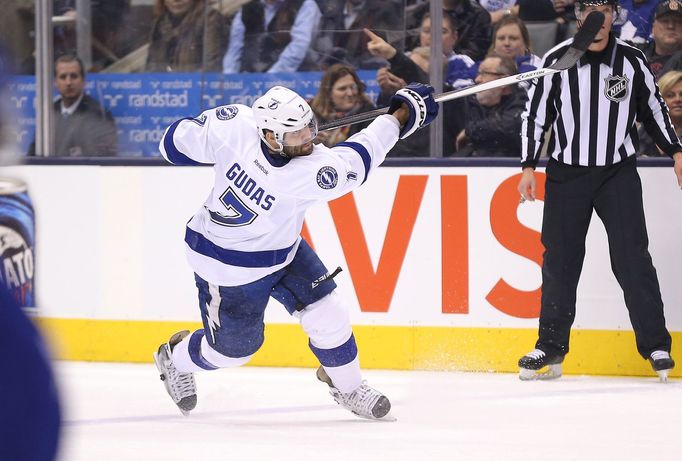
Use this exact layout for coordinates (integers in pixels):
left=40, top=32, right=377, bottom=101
left=410, top=0, right=492, bottom=61
left=454, top=53, right=527, bottom=157
left=29, top=54, right=117, bottom=156
left=315, top=0, right=404, bottom=69
left=635, top=0, right=682, bottom=79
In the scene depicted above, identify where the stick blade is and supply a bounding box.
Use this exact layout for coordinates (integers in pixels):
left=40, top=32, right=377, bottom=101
left=572, top=11, right=605, bottom=52
left=551, top=11, right=605, bottom=71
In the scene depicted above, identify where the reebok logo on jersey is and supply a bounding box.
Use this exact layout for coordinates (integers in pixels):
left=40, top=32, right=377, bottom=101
left=604, top=75, right=629, bottom=102
left=316, top=166, right=338, bottom=189
left=253, top=159, right=269, bottom=175
left=216, top=106, right=238, bottom=120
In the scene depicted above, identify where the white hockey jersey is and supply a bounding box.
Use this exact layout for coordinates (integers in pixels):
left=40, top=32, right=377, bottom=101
left=159, top=104, right=401, bottom=286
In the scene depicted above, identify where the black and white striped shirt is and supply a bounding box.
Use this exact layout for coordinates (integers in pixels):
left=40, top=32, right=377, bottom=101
left=521, top=34, right=682, bottom=168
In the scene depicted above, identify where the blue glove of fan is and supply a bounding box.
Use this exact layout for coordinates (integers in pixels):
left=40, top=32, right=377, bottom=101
left=387, top=82, right=439, bottom=139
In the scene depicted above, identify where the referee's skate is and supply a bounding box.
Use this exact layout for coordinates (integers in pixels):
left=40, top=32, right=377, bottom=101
left=649, top=351, right=675, bottom=383
left=518, top=349, right=564, bottom=381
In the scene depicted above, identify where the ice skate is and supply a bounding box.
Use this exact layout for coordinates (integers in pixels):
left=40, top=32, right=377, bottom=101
left=518, top=349, right=564, bottom=381
left=649, top=351, right=675, bottom=383
left=316, top=366, right=394, bottom=421
left=153, top=330, right=197, bottom=415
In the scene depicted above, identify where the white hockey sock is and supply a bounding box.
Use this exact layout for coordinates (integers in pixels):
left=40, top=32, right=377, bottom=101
left=172, top=332, right=252, bottom=372
left=322, top=356, right=362, bottom=394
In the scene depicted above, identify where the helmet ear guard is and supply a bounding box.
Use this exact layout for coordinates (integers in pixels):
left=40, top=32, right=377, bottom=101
left=252, top=86, right=317, bottom=153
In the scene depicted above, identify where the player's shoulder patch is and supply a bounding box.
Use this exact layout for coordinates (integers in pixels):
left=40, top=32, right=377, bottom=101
left=216, top=105, right=239, bottom=121
left=316, top=166, right=338, bottom=190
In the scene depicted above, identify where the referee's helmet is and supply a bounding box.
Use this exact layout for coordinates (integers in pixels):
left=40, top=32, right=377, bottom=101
left=575, top=0, right=621, bottom=21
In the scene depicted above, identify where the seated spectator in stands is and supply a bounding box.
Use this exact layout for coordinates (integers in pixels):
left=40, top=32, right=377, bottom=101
left=365, top=11, right=475, bottom=90
left=309, top=64, right=376, bottom=147
left=28, top=54, right=117, bottom=157
left=637, top=69, right=682, bottom=155
left=411, top=0, right=492, bottom=61
left=618, top=0, right=658, bottom=43
left=222, top=0, right=321, bottom=73
left=365, top=28, right=464, bottom=156
left=636, top=0, right=682, bottom=79
left=314, top=0, right=403, bottom=70
left=491, top=15, right=542, bottom=72
left=420, top=11, right=476, bottom=88
left=458, top=15, right=541, bottom=87
left=146, top=0, right=226, bottom=72
left=454, top=53, right=527, bottom=157
left=480, top=0, right=520, bottom=24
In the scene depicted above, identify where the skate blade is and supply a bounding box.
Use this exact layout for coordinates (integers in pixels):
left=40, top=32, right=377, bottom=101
left=656, top=369, right=671, bottom=383
left=519, top=364, right=562, bottom=381
left=353, top=412, right=397, bottom=422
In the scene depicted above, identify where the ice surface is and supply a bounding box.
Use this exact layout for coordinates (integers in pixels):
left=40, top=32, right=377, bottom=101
left=54, top=362, right=682, bottom=461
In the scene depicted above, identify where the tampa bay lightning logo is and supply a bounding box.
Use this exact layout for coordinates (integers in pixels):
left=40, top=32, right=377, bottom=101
left=216, top=105, right=238, bottom=120
left=316, top=166, right=338, bottom=190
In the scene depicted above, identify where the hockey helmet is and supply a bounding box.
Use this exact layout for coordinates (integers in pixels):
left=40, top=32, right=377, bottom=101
left=252, top=86, right=318, bottom=152
left=575, top=0, right=620, bottom=21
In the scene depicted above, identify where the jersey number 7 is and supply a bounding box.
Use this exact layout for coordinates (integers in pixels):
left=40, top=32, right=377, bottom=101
left=208, top=187, right=258, bottom=227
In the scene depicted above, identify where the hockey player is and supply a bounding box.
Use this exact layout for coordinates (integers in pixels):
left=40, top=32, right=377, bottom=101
left=153, top=83, right=438, bottom=420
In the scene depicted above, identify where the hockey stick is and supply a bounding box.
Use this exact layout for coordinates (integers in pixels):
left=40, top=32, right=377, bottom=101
left=319, top=11, right=605, bottom=132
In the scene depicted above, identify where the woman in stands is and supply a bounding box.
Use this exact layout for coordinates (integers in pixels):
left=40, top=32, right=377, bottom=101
left=310, top=64, right=376, bottom=147
left=637, top=70, right=682, bottom=156
left=146, top=0, right=227, bottom=72
left=491, top=14, right=543, bottom=74
left=453, top=14, right=541, bottom=87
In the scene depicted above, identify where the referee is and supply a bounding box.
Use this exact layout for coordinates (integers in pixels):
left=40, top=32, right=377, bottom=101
left=516, top=0, right=682, bottom=382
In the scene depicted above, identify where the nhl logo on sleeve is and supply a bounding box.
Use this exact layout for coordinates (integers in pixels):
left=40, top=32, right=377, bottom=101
left=604, top=75, right=630, bottom=102
left=216, top=106, right=239, bottom=120
left=316, top=166, right=338, bottom=189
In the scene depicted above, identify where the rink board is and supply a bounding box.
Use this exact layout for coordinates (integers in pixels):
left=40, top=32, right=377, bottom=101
left=5, top=164, right=681, bottom=376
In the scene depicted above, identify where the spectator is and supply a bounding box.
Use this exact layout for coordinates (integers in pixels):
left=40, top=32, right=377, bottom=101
left=480, top=0, right=520, bottom=24
left=0, top=1, right=131, bottom=74
left=637, top=70, right=682, bottom=155
left=618, top=0, right=658, bottom=43
left=636, top=0, right=682, bottom=79
left=365, top=26, right=465, bottom=156
left=309, top=64, right=376, bottom=147
left=222, top=0, right=321, bottom=73
left=28, top=54, right=117, bottom=157
left=421, top=11, right=476, bottom=88
left=411, top=0, right=492, bottom=61
left=454, top=53, right=527, bottom=157
left=146, top=0, right=227, bottom=72
left=0, top=1, right=34, bottom=74
left=490, top=15, right=542, bottom=73
left=314, top=0, right=404, bottom=69
left=367, top=11, right=475, bottom=89
left=455, top=14, right=542, bottom=89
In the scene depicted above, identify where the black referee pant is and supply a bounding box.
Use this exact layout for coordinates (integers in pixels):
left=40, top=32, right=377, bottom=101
left=536, top=156, right=672, bottom=359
